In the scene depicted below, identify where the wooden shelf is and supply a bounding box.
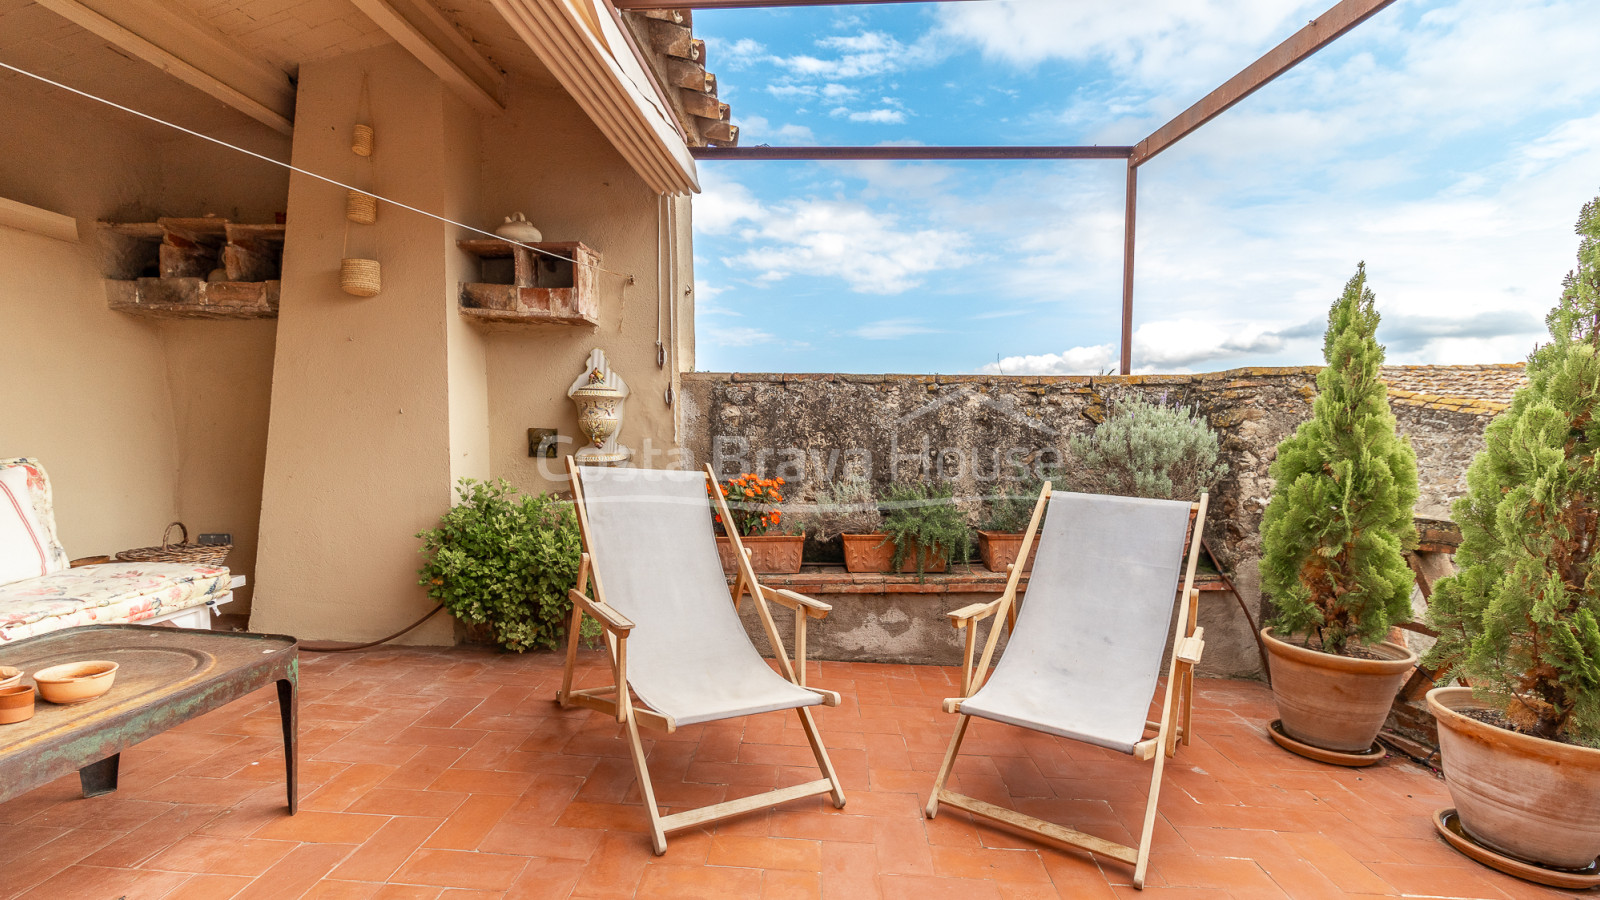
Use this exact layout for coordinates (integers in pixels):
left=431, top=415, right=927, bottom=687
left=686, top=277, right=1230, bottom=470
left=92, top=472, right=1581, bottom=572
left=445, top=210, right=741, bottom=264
left=456, top=238, right=598, bottom=327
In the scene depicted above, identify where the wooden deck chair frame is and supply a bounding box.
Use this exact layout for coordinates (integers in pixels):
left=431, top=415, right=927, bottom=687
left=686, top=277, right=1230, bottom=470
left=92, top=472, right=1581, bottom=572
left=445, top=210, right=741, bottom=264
left=558, top=459, right=847, bottom=854
left=925, top=482, right=1209, bottom=890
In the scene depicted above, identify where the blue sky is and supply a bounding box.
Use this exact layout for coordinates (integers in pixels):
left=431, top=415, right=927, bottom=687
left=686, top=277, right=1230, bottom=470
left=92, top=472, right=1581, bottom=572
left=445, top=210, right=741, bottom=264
left=689, top=0, right=1600, bottom=374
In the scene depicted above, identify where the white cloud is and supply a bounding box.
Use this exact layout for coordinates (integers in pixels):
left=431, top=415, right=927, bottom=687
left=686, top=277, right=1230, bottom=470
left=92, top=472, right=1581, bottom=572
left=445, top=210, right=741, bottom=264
left=707, top=326, right=777, bottom=347
left=832, top=107, right=906, bottom=124
left=771, top=30, right=939, bottom=80
left=699, top=171, right=968, bottom=295
left=733, top=115, right=816, bottom=145
left=713, top=37, right=768, bottom=70
left=851, top=318, right=939, bottom=340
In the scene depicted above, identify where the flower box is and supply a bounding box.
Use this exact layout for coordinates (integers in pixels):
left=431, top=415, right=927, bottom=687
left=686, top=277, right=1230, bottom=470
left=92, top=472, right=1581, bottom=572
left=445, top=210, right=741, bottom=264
left=840, top=534, right=947, bottom=574
left=977, top=531, right=1037, bottom=574
left=716, top=534, right=804, bottom=576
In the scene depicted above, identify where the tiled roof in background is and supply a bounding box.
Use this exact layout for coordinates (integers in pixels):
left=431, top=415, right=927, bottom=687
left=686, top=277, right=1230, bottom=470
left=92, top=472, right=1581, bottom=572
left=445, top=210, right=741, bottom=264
left=1383, top=363, right=1527, bottom=415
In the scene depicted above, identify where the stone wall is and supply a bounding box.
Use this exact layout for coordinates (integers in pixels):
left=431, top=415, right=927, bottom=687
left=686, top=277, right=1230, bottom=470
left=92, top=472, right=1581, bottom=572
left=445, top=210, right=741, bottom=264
left=679, top=367, right=1505, bottom=678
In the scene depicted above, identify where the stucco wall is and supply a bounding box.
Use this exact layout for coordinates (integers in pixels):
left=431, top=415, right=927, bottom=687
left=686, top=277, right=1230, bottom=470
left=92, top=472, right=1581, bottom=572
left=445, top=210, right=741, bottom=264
left=1, top=72, right=285, bottom=606
left=250, top=49, right=694, bottom=643
left=479, top=80, right=693, bottom=498
left=679, top=369, right=1497, bottom=677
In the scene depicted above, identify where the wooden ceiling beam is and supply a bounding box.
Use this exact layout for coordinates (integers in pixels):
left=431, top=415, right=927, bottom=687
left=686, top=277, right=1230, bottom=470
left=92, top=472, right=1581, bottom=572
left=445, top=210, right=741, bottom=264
left=33, top=0, right=295, bottom=134
left=348, top=0, right=507, bottom=113
left=1131, top=0, right=1397, bottom=166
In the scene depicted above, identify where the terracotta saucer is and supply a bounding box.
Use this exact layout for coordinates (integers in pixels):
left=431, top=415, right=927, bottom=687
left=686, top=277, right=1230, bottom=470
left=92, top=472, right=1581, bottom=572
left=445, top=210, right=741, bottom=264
left=1267, top=719, right=1386, bottom=767
left=1434, top=808, right=1600, bottom=890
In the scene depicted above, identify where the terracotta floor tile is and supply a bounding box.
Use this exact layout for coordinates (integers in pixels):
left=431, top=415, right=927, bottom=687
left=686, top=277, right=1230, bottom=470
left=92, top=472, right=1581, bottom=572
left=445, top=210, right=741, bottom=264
left=635, top=861, right=764, bottom=898
left=252, top=809, right=390, bottom=844
left=426, top=794, right=519, bottom=850
left=159, top=873, right=256, bottom=900
left=503, top=857, right=586, bottom=900
left=14, top=864, right=189, bottom=900
left=329, top=817, right=445, bottom=882
left=0, top=647, right=1561, bottom=900
left=348, top=788, right=470, bottom=818
left=881, top=873, right=1003, bottom=900
left=390, top=848, right=529, bottom=891
left=231, top=841, right=358, bottom=900
left=142, top=833, right=297, bottom=878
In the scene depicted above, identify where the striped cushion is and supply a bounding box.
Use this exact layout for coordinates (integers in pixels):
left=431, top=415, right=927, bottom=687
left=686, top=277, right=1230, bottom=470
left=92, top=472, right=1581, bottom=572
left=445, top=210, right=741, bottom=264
left=0, top=467, right=54, bottom=587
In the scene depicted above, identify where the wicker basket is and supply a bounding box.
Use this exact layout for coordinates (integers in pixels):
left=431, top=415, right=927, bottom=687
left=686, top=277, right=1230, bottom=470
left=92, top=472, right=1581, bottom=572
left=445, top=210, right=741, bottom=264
left=340, top=258, right=381, bottom=297
left=346, top=190, right=377, bottom=224
left=352, top=123, right=374, bottom=157
left=115, top=522, right=230, bottom=566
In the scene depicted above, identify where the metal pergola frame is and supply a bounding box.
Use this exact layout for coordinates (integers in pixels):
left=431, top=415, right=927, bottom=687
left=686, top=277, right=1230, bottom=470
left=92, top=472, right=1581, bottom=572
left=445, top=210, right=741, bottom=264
left=617, top=0, right=1396, bottom=374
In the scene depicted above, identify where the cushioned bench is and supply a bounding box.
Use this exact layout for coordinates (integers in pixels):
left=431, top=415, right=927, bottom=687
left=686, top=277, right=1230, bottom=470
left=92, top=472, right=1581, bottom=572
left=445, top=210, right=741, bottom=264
left=0, top=458, right=235, bottom=643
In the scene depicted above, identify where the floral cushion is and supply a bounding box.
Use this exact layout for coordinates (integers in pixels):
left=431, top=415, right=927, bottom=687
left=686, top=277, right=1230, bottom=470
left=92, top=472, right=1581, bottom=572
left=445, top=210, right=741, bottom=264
left=0, top=459, right=70, bottom=576
left=0, top=562, right=230, bottom=643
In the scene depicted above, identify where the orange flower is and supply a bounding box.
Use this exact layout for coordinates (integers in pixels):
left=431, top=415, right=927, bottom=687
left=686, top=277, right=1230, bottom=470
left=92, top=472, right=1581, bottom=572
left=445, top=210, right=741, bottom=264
left=770, top=511, right=781, bottom=523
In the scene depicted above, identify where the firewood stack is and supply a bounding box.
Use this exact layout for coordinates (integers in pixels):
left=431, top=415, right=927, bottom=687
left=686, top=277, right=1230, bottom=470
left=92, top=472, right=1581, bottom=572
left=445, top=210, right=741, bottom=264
left=622, top=8, right=739, bottom=148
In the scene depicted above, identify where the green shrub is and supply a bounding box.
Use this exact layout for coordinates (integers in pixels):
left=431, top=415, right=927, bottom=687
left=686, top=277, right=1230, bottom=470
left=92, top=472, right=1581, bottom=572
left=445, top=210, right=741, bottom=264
left=1259, top=263, right=1419, bottom=656
left=417, top=478, right=587, bottom=652
left=980, top=470, right=1047, bottom=532
left=882, top=482, right=973, bottom=577
left=793, top=473, right=883, bottom=540
left=1426, top=195, right=1600, bottom=745
left=1066, top=395, right=1226, bottom=501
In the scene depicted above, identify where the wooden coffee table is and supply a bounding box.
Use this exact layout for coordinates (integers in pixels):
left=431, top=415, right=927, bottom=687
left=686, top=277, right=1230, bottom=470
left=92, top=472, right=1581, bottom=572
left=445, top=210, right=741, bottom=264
left=0, top=624, right=298, bottom=812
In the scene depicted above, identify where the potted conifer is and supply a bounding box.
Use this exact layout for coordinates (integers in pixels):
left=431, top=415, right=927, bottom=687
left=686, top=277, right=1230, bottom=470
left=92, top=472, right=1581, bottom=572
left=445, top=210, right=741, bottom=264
left=1258, top=263, right=1421, bottom=764
left=1423, top=195, right=1600, bottom=881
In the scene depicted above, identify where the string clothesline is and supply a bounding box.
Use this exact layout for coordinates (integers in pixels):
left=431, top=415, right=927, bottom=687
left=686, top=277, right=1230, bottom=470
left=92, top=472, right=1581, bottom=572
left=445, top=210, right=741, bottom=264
left=0, top=58, right=638, bottom=282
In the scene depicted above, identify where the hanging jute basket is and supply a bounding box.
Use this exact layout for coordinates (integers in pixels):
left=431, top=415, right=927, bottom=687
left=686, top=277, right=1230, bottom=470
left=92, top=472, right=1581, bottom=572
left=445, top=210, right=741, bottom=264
left=346, top=190, right=377, bottom=224
left=340, top=258, right=381, bottom=297
left=352, top=123, right=374, bottom=157
left=115, top=522, right=230, bottom=566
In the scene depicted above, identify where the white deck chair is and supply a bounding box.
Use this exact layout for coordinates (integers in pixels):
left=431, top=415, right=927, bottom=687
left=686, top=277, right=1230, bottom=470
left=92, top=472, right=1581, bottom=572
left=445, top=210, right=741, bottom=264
left=560, top=460, right=846, bottom=853
left=926, top=483, right=1207, bottom=890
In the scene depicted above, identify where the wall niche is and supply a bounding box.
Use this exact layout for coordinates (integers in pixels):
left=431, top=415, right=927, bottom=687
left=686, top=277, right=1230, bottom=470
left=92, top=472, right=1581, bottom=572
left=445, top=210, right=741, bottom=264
left=101, top=217, right=283, bottom=319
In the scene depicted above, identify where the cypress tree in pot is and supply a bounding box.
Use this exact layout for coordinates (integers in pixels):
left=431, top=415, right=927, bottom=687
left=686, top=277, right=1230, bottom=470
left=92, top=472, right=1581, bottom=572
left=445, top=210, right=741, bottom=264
left=1258, top=263, right=1421, bottom=763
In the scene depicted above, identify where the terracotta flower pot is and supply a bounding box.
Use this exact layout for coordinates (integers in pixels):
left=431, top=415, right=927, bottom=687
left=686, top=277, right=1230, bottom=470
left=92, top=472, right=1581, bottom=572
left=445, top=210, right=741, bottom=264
left=716, top=534, right=804, bottom=575
left=840, top=534, right=947, bottom=574
left=1262, top=627, right=1416, bottom=753
left=977, top=531, right=1035, bottom=573
left=1429, top=686, right=1600, bottom=870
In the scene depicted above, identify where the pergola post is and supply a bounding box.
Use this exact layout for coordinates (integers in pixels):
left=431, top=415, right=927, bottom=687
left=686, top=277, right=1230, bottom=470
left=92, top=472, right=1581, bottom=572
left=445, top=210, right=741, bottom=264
left=1120, top=160, right=1137, bottom=376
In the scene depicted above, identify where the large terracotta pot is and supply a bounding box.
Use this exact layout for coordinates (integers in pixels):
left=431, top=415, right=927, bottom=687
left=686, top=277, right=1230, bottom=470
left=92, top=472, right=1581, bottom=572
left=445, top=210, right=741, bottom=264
left=977, top=531, right=1036, bottom=573
left=1262, top=627, right=1417, bottom=753
left=716, top=535, right=804, bottom=576
left=841, top=534, right=947, bottom=574
left=1429, top=687, right=1600, bottom=870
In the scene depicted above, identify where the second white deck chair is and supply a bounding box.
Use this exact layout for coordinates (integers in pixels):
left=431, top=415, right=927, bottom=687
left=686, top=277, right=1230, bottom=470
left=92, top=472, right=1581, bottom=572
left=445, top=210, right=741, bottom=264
left=926, top=484, right=1207, bottom=890
left=560, top=461, right=846, bottom=853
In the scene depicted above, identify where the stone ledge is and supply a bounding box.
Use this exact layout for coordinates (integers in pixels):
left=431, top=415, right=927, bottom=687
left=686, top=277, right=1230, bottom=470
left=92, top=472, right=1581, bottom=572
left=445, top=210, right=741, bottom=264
left=733, top=565, right=1231, bottom=595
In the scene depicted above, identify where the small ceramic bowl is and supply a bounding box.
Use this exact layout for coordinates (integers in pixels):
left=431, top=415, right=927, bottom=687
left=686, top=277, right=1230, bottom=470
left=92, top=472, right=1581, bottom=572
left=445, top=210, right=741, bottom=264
left=33, top=660, right=119, bottom=705
left=0, top=684, right=35, bottom=724
left=0, top=665, right=21, bottom=690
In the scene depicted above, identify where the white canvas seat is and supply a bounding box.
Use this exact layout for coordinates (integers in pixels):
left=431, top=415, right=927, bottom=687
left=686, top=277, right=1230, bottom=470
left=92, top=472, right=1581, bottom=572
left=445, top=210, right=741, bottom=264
left=561, top=461, right=846, bottom=854
left=576, top=466, right=822, bottom=726
left=926, top=485, right=1208, bottom=890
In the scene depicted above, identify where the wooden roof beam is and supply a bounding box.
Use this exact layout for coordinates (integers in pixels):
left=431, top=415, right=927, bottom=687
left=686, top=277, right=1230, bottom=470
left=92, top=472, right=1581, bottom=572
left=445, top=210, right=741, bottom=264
left=349, top=0, right=506, bottom=113
left=1131, top=0, right=1397, bottom=167
left=33, top=0, right=295, bottom=134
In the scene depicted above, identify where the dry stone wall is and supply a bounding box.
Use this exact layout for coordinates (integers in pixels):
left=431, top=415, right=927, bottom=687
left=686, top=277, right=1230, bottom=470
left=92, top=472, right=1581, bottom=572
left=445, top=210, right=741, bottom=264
left=679, top=367, right=1502, bottom=677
